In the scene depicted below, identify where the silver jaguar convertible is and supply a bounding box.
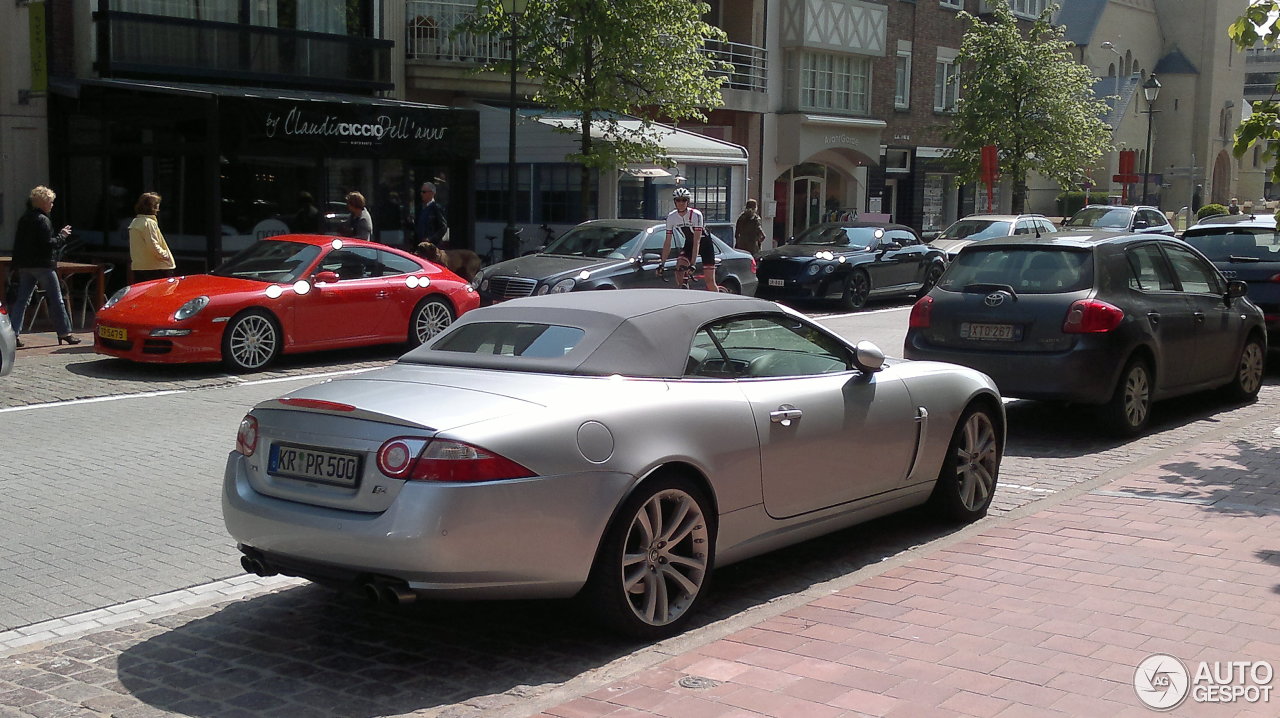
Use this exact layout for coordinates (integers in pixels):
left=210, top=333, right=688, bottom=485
left=223, top=289, right=1004, bottom=637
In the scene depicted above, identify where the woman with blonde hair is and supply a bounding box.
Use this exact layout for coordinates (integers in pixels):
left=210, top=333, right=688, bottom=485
left=129, top=192, right=176, bottom=282
left=9, top=185, right=78, bottom=346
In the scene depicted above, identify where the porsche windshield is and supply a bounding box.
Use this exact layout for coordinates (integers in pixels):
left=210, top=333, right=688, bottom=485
left=211, top=240, right=322, bottom=283
left=543, top=226, right=646, bottom=258
left=789, top=225, right=881, bottom=249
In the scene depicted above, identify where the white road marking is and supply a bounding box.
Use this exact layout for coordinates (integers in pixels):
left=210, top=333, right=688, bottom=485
left=236, top=367, right=379, bottom=387
left=1000, top=484, right=1057, bottom=494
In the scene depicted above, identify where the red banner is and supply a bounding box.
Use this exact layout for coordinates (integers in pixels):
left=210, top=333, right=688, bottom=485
left=980, top=145, right=998, bottom=210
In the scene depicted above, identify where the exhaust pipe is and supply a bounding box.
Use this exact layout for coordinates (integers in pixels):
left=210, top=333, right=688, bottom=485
left=359, top=579, right=416, bottom=607
left=240, top=555, right=278, bottom=577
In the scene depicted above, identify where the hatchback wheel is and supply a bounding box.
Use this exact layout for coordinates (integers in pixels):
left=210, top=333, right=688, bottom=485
left=1222, top=335, right=1265, bottom=403
left=222, top=310, right=280, bottom=372
left=1102, top=357, right=1152, bottom=436
left=584, top=475, right=715, bottom=639
left=929, top=405, right=1000, bottom=522
left=840, top=270, right=870, bottom=310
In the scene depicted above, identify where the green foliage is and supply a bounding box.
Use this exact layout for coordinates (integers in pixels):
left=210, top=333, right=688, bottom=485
left=462, top=0, right=728, bottom=211
left=945, top=1, right=1114, bottom=213
left=1056, top=190, right=1110, bottom=217
left=1231, top=2, right=1280, bottom=186
left=1197, top=203, right=1229, bottom=220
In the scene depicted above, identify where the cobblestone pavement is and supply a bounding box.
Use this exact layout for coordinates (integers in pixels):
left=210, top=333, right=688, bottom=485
left=2, top=332, right=1278, bottom=716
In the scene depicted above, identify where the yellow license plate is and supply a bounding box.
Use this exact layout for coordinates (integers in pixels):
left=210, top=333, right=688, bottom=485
left=97, top=325, right=127, bottom=341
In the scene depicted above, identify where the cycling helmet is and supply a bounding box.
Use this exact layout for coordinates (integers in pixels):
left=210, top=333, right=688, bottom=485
left=672, top=187, right=692, bottom=200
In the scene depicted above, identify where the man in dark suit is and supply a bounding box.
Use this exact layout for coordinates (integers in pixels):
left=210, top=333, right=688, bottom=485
left=414, top=182, right=448, bottom=248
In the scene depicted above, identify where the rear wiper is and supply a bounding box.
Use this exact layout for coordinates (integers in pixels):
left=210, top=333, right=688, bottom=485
left=962, top=283, right=1018, bottom=300
left=1227, top=255, right=1260, bottom=263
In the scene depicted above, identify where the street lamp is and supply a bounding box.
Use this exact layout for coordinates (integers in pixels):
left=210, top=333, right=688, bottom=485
left=1141, top=73, right=1161, bottom=206
left=501, top=0, right=527, bottom=261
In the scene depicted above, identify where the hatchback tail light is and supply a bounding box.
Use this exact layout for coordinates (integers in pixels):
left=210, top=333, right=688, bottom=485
left=750, top=257, right=758, bottom=275
left=376, top=437, right=534, bottom=483
left=909, top=296, right=933, bottom=329
left=1062, top=299, right=1124, bottom=333
left=236, top=415, right=259, bottom=456
left=1268, top=273, right=1280, bottom=283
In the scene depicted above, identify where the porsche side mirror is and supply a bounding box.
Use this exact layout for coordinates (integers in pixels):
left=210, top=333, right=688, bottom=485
left=313, top=270, right=340, bottom=284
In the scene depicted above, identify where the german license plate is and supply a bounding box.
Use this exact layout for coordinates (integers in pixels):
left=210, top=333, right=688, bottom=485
left=961, top=322, right=1020, bottom=341
left=768, top=278, right=785, bottom=287
left=268, top=443, right=362, bottom=487
left=97, top=325, right=127, bottom=341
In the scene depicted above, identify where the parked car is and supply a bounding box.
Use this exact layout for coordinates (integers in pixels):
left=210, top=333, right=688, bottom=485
left=705, top=222, right=736, bottom=247
left=94, top=235, right=479, bottom=372
left=223, top=289, right=1005, bottom=638
left=472, top=219, right=758, bottom=302
left=755, top=221, right=946, bottom=310
left=931, top=214, right=1058, bottom=260
left=1181, top=212, right=1280, bottom=344
left=904, top=231, right=1266, bottom=436
left=1062, top=205, right=1174, bottom=235
left=0, top=300, right=14, bottom=377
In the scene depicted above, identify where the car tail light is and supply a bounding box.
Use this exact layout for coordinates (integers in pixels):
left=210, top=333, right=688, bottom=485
left=236, top=415, right=258, bottom=456
left=376, top=437, right=534, bottom=483
left=909, top=296, right=933, bottom=329
left=277, top=398, right=356, bottom=412
left=750, top=257, right=758, bottom=274
left=1268, top=273, right=1280, bottom=283
left=1062, top=299, right=1124, bottom=333
left=0, top=303, right=7, bottom=315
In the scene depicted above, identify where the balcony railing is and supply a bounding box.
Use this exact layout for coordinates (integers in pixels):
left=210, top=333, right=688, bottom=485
left=405, top=0, right=767, bottom=93
left=95, top=10, right=393, bottom=90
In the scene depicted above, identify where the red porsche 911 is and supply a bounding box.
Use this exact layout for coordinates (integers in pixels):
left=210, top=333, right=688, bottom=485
left=94, top=235, right=480, bottom=371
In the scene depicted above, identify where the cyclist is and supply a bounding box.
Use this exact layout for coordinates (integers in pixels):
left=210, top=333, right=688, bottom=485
left=658, top=187, right=718, bottom=291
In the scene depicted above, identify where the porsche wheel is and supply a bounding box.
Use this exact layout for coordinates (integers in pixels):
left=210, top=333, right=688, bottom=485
left=840, top=270, right=870, bottom=311
left=408, top=296, right=454, bottom=347
left=585, top=475, right=715, bottom=639
left=929, top=405, right=1000, bottom=522
left=1222, top=335, right=1265, bottom=403
left=222, top=310, right=280, bottom=372
left=1101, top=357, right=1152, bottom=437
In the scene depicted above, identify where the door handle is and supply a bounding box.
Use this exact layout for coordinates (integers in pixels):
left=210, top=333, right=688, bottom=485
left=375, top=291, right=389, bottom=299
left=770, top=404, right=802, bottom=426
left=1193, top=311, right=1205, bottom=324
left=1146, top=311, right=1160, bottom=326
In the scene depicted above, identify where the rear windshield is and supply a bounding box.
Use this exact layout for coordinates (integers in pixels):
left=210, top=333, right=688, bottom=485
left=939, top=247, right=1094, bottom=294
left=1182, top=228, right=1280, bottom=262
left=1065, top=207, right=1130, bottom=229
left=433, top=322, right=586, bottom=358
left=937, top=220, right=1011, bottom=241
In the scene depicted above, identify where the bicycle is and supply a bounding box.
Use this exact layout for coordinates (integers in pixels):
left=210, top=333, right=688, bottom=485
left=659, top=257, right=727, bottom=291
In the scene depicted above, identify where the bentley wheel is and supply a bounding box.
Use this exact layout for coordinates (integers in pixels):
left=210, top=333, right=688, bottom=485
left=1222, top=335, right=1265, bottom=403
left=840, top=271, right=870, bottom=311
left=920, top=263, right=944, bottom=296
left=408, top=296, right=454, bottom=347
left=929, top=405, right=1000, bottom=522
left=222, top=310, right=280, bottom=372
left=1101, top=357, right=1152, bottom=437
left=585, top=475, right=715, bottom=639
left=719, top=278, right=741, bottom=295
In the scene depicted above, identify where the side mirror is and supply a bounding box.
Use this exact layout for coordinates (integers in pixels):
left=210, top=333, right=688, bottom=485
left=313, top=270, right=340, bottom=284
left=1133, top=219, right=1150, bottom=229
left=852, top=340, right=885, bottom=373
left=642, top=252, right=663, bottom=264
left=1226, top=279, right=1248, bottom=302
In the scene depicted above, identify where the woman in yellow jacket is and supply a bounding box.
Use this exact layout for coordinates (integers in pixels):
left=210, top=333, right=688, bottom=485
left=129, top=192, right=176, bottom=282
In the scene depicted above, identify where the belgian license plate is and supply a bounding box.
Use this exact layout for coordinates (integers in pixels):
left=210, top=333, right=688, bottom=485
left=768, top=278, right=785, bottom=287
left=961, top=322, right=1019, bottom=341
left=97, top=325, right=127, bottom=341
left=268, top=443, right=362, bottom=487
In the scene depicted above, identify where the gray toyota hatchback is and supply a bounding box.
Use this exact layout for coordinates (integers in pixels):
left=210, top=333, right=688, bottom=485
left=904, top=232, right=1266, bottom=436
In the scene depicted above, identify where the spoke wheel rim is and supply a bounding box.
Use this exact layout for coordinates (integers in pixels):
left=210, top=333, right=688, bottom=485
left=620, top=489, right=709, bottom=627
left=415, top=301, right=453, bottom=343
left=1123, top=365, right=1151, bottom=428
left=1239, top=342, right=1264, bottom=395
left=848, top=274, right=869, bottom=307
left=924, top=266, right=943, bottom=293
left=953, top=412, right=998, bottom=512
left=229, top=315, right=277, bottom=369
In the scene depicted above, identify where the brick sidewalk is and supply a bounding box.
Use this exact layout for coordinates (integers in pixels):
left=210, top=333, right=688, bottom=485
left=533, top=433, right=1280, bottom=717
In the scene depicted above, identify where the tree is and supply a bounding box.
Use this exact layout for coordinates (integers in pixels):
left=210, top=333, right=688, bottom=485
left=464, top=1, right=728, bottom=217
left=945, top=1, right=1113, bottom=213
left=1230, top=2, right=1280, bottom=201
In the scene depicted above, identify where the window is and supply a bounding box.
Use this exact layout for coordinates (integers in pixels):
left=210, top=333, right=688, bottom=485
left=434, top=322, right=587, bottom=358
left=884, top=148, right=911, bottom=173
left=940, top=0, right=963, bottom=8
left=1126, top=245, right=1177, bottom=291
left=686, top=315, right=852, bottom=379
left=475, top=164, right=531, bottom=222
left=798, top=51, right=871, bottom=114
left=1009, top=0, right=1048, bottom=18
left=1163, top=244, right=1223, bottom=295
left=687, top=165, right=732, bottom=221
left=895, top=51, right=911, bottom=109
left=377, top=250, right=422, bottom=276
left=935, top=55, right=960, bottom=112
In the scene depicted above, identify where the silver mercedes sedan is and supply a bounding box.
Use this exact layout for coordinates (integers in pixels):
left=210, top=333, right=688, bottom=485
left=223, top=289, right=1005, bottom=637
left=0, top=300, right=15, bottom=377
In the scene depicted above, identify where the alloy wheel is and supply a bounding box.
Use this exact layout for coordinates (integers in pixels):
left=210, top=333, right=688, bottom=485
left=952, top=411, right=999, bottom=512
left=413, top=298, right=454, bottom=345
left=227, top=314, right=277, bottom=370
left=619, top=488, right=710, bottom=627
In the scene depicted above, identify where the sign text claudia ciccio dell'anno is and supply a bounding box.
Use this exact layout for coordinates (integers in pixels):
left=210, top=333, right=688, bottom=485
left=263, top=107, right=447, bottom=143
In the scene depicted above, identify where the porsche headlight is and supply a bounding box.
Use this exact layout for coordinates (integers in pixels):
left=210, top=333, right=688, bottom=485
left=174, top=296, right=210, bottom=321
left=103, top=286, right=129, bottom=309
left=548, top=278, right=576, bottom=294
left=471, top=270, right=484, bottom=290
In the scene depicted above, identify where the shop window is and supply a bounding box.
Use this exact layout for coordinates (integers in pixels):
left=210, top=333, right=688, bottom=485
left=884, top=149, right=911, bottom=174
left=687, top=165, right=731, bottom=222
left=797, top=51, right=870, bottom=115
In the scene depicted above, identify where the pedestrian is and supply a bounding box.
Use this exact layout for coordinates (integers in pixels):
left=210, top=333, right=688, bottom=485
left=414, top=182, right=449, bottom=248
left=8, top=185, right=79, bottom=347
left=1229, top=197, right=1241, bottom=215
left=344, top=191, right=373, bottom=240
left=1191, top=184, right=1203, bottom=213
left=128, top=192, right=176, bottom=283
left=734, top=199, right=766, bottom=255
left=291, top=191, right=320, bottom=233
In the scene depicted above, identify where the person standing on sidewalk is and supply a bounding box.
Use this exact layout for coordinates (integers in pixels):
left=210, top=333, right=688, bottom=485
left=8, top=185, right=79, bottom=347
left=344, top=191, right=373, bottom=241
left=414, top=182, right=448, bottom=248
left=734, top=199, right=766, bottom=255
left=128, top=192, right=176, bottom=283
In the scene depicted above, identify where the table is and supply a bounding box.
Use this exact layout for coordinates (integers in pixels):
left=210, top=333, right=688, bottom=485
left=1, top=257, right=110, bottom=327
